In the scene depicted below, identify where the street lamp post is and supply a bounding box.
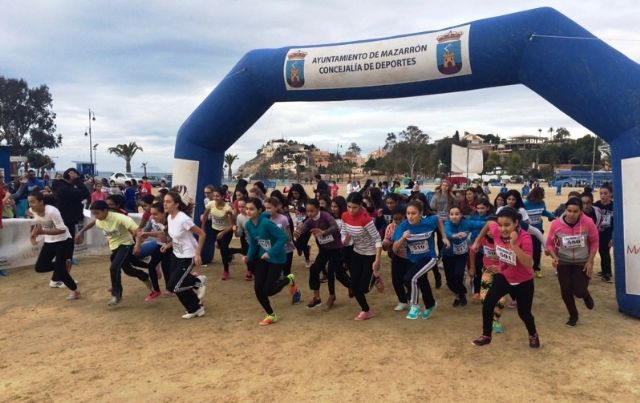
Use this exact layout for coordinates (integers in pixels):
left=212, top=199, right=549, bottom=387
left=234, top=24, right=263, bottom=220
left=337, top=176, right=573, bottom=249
left=93, top=144, right=99, bottom=176
left=537, top=128, right=542, bottom=168
left=84, top=109, right=96, bottom=175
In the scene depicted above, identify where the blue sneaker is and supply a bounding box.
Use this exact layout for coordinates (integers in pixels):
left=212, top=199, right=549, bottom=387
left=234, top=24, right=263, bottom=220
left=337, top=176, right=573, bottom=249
left=406, top=304, right=421, bottom=320
left=492, top=320, right=504, bottom=333
left=71, top=257, right=79, bottom=265
left=292, top=290, right=302, bottom=305
left=421, top=302, right=437, bottom=320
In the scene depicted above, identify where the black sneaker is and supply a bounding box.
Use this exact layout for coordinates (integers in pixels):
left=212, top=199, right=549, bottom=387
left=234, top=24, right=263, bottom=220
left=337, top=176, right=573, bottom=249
left=596, top=272, right=604, bottom=277
left=529, top=333, right=541, bottom=348
left=565, top=317, right=578, bottom=327
left=306, top=297, right=322, bottom=309
left=452, top=298, right=461, bottom=307
left=459, top=295, right=468, bottom=307
left=472, top=335, right=492, bottom=347
left=602, top=275, right=613, bottom=283
left=584, top=294, right=595, bottom=310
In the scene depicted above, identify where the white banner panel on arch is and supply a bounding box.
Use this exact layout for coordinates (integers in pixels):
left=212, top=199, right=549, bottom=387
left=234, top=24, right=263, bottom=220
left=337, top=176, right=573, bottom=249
left=621, top=157, right=640, bottom=295
left=284, top=25, right=471, bottom=90
left=451, top=144, right=483, bottom=175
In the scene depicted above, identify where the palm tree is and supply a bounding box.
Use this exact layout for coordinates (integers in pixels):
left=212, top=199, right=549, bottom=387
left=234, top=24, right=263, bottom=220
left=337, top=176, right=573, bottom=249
left=108, top=142, right=143, bottom=173
left=224, top=153, right=238, bottom=180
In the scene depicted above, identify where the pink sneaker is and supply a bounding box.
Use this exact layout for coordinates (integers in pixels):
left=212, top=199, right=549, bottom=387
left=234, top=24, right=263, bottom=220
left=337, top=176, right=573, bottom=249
left=221, top=271, right=230, bottom=281
left=354, top=311, right=374, bottom=321
left=244, top=271, right=253, bottom=281
left=145, top=290, right=162, bottom=302
left=508, top=300, right=518, bottom=309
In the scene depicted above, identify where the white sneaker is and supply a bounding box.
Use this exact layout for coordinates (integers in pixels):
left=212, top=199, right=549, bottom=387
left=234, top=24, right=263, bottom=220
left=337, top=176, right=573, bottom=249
left=394, top=302, right=409, bottom=311
left=182, top=306, right=205, bottom=319
left=107, top=296, right=121, bottom=306
left=196, top=275, right=207, bottom=301
left=65, top=290, right=81, bottom=300
left=49, top=280, right=66, bottom=288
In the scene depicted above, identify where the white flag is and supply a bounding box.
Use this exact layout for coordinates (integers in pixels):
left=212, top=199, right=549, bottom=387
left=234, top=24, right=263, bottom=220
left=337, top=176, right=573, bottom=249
left=451, top=144, right=483, bottom=175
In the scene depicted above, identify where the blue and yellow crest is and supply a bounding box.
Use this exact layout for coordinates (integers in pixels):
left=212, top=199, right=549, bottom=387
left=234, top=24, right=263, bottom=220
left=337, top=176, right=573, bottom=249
left=436, top=31, right=463, bottom=75
left=286, top=50, right=307, bottom=88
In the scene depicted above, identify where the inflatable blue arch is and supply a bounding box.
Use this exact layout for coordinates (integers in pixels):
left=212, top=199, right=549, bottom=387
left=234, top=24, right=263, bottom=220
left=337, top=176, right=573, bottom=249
left=172, top=7, right=640, bottom=317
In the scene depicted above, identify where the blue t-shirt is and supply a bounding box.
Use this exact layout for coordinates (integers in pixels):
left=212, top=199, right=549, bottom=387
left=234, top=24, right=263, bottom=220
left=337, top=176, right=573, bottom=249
left=442, top=219, right=486, bottom=256
left=523, top=200, right=554, bottom=230
left=392, top=215, right=439, bottom=262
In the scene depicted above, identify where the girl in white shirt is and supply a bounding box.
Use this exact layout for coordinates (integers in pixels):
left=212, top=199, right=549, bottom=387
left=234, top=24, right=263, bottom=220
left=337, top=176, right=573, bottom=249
left=28, top=191, right=80, bottom=300
left=163, top=191, right=208, bottom=319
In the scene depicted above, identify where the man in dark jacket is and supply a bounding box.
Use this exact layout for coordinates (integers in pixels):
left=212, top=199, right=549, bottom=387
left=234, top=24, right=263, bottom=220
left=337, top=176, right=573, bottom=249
left=50, top=168, right=90, bottom=287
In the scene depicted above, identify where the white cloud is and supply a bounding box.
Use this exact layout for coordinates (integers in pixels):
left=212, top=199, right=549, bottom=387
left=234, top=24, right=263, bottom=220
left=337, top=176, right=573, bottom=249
left=1, top=0, right=637, bottom=173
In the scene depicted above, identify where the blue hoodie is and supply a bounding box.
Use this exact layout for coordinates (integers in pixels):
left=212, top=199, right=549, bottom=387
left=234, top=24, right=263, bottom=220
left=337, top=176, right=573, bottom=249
left=245, top=212, right=289, bottom=264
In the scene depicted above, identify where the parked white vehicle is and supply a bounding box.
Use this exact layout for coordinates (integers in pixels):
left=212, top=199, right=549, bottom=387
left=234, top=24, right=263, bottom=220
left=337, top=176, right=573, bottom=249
left=109, top=172, right=143, bottom=186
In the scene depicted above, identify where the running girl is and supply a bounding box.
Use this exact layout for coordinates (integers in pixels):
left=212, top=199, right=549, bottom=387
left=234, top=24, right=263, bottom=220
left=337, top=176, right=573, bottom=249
left=134, top=202, right=172, bottom=301
left=524, top=187, right=555, bottom=278
left=341, top=192, right=382, bottom=320
left=472, top=207, right=540, bottom=348
left=393, top=200, right=449, bottom=320
left=382, top=205, right=411, bottom=311
left=76, top=201, right=152, bottom=306
left=163, top=191, right=207, bottom=319
left=546, top=197, right=598, bottom=326
left=243, top=198, right=297, bottom=326
left=594, top=183, right=613, bottom=283
left=233, top=198, right=252, bottom=280
left=28, top=191, right=80, bottom=300
left=468, top=199, right=493, bottom=301
left=264, top=196, right=301, bottom=304
left=442, top=206, right=485, bottom=307
left=295, top=199, right=350, bottom=310
left=288, top=184, right=312, bottom=268
left=201, top=187, right=235, bottom=280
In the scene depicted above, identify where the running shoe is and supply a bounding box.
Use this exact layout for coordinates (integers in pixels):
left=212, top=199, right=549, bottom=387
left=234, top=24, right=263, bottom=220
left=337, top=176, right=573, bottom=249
left=182, top=307, right=205, bottom=319
left=565, top=317, right=578, bottom=327
left=286, top=274, right=297, bottom=295
left=452, top=298, right=461, bottom=308
left=65, top=290, right=81, bottom=300
left=107, top=296, right=121, bottom=306
left=394, top=302, right=408, bottom=311
left=259, top=313, right=278, bottom=326
left=145, top=290, right=162, bottom=302
left=406, top=304, right=421, bottom=320
left=472, top=293, right=481, bottom=301
left=354, top=311, right=374, bottom=321
left=221, top=271, right=230, bottom=281
left=421, top=303, right=436, bottom=320
left=49, top=280, right=65, bottom=288
left=325, top=295, right=336, bottom=309
left=71, top=257, right=79, bottom=265
left=292, top=290, right=302, bottom=305
left=596, top=272, right=604, bottom=277
left=492, top=320, right=504, bottom=333
left=584, top=294, right=595, bottom=310
left=529, top=333, right=541, bottom=348
left=602, top=276, right=613, bottom=283
left=508, top=300, right=517, bottom=309
left=459, top=295, right=468, bottom=307
left=305, top=260, right=312, bottom=269
left=244, top=271, right=253, bottom=281
left=472, top=335, right=492, bottom=347
left=306, top=297, right=322, bottom=309
left=196, top=275, right=207, bottom=300
left=535, top=271, right=543, bottom=279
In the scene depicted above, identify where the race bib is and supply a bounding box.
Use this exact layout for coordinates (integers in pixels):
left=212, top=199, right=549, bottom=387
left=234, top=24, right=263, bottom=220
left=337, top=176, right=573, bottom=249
left=384, top=214, right=392, bottom=224
left=496, top=245, right=517, bottom=266
left=453, top=241, right=469, bottom=255
left=317, top=233, right=335, bottom=245
left=295, top=214, right=305, bottom=224
left=258, top=239, right=272, bottom=250
left=213, top=217, right=226, bottom=227
left=104, top=229, right=121, bottom=238
left=601, top=212, right=612, bottom=227
left=408, top=240, right=429, bottom=254
left=173, top=241, right=184, bottom=254
left=437, top=211, right=448, bottom=220
left=562, top=234, right=586, bottom=249
left=530, top=215, right=542, bottom=225
left=41, top=220, right=54, bottom=231
left=483, top=246, right=498, bottom=260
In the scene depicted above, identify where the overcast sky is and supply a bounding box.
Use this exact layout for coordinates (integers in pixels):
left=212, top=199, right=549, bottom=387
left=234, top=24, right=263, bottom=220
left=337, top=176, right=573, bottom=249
left=1, top=0, right=638, bottom=174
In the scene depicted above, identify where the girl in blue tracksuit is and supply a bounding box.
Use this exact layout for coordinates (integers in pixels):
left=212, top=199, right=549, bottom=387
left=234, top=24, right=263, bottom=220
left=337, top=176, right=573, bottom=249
left=442, top=206, right=486, bottom=307
left=524, top=186, right=555, bottom=277
left=243, top=197, right=297, bottom=326
left=467, top=199, right=494, bottom=300
left=392, top=200, right=449, bottom=320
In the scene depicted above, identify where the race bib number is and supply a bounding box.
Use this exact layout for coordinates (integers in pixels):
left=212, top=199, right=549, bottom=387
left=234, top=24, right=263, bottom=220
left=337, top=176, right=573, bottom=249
left=213, top=217, right=226, bottom=227
left=41, top=220, right=54, bottom=231
left=561, top=234, right=586, bottom=249
left=295, top=214, right=305, bottom=224
left=437, top=212, right=448, bottom=220
left=496, top=245, right=517, bottom=266
left=384, top=214, right=392, bottom=224
left=483, top=246, right=497, bottom=260
left=453, top=241, right=469, bottom=255
left=258, top=239, right=272, bottom=250
left=601, top=212, right=612, bottom=227
left=530, top=215, right=542, bottom=225
left=317, top=233, right=335, bottom=245
left=104, top=229, right=121, bottom=238
left=173, top=241, right=184, bottom=254
left=408, top=240, right=429, bottom=254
